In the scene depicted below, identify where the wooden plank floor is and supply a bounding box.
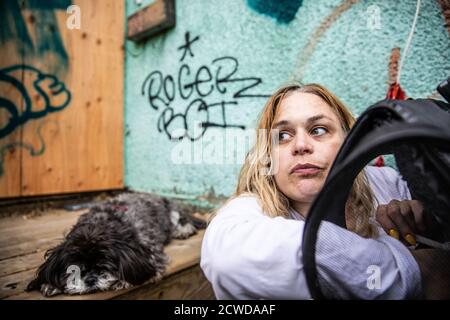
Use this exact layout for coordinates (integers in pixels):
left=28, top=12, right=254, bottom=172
left=0, top=208, right=214, bottom=299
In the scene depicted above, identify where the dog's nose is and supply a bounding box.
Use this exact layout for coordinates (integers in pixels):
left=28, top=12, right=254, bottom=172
left=85, top=276, right=96, bottom=287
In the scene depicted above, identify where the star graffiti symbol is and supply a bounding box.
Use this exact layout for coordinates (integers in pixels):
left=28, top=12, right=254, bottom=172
left=177, top=31, right=200, bottom=62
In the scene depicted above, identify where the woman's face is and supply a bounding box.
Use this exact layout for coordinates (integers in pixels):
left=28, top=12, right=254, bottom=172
left=271, top=91, right=346, bottom=215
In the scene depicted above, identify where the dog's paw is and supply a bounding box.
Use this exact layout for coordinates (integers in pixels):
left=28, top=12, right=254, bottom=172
left=146, top=269, right=165, bottom=284
left=170, top=210, right=198, bottom=239
left=111, top=280, right=131, bottom=291
left=40, top=284, right=62, bottom=297
left=172, top=223, right=197, bottom=239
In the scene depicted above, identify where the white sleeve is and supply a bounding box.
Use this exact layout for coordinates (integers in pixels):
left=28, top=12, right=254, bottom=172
left=316, top=222, right=422, bottom=299
left=201, top=196, right=310, bottom=299
left=200, top=196, right=422, bottom=300
left=365, top=166, right=412, bottom=204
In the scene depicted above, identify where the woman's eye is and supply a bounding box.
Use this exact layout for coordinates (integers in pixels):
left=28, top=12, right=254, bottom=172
left=311, top=127, right=327, bottom=136
left=279, top=131, right=291, bottom=141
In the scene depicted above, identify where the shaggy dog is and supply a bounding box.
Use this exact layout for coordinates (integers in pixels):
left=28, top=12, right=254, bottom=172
left=26, top=192, right=203, bottom=296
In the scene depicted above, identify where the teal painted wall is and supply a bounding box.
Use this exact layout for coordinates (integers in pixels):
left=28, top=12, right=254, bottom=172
left=124, top=0, right=450, bottom=204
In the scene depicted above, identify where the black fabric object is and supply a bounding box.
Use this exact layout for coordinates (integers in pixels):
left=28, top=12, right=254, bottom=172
left=302, top=78, right=450, bottom=300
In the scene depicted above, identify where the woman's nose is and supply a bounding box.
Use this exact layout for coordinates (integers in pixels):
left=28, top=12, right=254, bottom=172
left=291, top=132, right=313, bottom=155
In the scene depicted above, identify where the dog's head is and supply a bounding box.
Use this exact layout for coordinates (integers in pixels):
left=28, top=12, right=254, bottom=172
left=27, top=208, right=164, bottom=296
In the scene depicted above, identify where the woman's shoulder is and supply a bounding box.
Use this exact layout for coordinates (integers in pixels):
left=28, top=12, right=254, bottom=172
left=215, top=193, right=265, bottom=218
left=213, top=193, right=274, bottom=220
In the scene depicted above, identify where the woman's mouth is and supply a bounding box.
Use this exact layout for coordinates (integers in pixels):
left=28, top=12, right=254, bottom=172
left=290, top=163, right=323, bottom=176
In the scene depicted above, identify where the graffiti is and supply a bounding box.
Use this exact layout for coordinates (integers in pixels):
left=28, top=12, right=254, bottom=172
left=0, top=65, right=71, bottom=138
left=247, top=0, right=303, bottom=24
left=0, top=121, right=48, bottom=176
left=141, top=32, right=270, bottom=141
left=177, top=31, right=200, bottom=62
left=0, top=64, right=71, bottom=175
left=0, top=0, right=72, bottom=73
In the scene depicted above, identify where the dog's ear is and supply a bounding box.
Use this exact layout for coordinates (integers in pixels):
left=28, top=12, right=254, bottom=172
left=26, top=244, right=70, bottom=291
left=113, top=241, right=166, bottom=285
left=26, top=277, right=41, bottom=292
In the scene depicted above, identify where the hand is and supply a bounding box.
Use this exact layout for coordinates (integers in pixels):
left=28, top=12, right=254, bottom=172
left=375, top=200, right=436, bottom=245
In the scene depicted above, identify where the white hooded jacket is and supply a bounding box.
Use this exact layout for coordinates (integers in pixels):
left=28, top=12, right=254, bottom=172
left=200, top=166, right=422, bottom=299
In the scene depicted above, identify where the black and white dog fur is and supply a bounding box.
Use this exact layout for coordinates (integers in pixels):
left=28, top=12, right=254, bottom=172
left=26, top=192, right=201, bottom=296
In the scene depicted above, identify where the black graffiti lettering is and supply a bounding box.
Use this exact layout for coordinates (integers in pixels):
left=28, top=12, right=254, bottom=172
left=233, top=77, right=267, bottom=98
left=156, top=99, right=245, bottom=141
left=178, top=64, right=194, bottom=100
left=141, top=71, right=167, bottom=110
left=212, top=57, right=270, bottom=98
left=158, top=107, right=185, bottom=140
left=157, top=107, right=172, bottom=133
left=201, top=101, right=245, bottom=130
left=184, top=98, right=209, bottom=140
left=213, top=56, right=269, bottom=98
left=163, top=75, right=175, bottom=103
left=143, top=58, right=267, bottom=107
left=181, top=65, right=215, bottom=98
left=194, top=66, right=214, bottom=97
left=212, top=56, right=239, bottom=95
left=141, top=31, right=269, bottom=141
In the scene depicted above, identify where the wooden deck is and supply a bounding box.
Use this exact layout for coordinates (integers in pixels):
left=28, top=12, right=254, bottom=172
left=0, top=208, right=214, bottom=299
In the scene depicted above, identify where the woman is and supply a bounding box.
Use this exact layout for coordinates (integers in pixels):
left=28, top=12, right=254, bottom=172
left=200, top=83, right=448, bottom=299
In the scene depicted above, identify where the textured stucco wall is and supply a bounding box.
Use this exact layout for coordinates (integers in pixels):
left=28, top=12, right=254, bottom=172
left=125, top=0, right=450, bottom=204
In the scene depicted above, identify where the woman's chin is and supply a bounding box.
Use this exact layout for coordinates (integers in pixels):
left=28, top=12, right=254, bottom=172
left=293, top=182, right=322, bottom=198
left=288, top=190, right=319, bottom=204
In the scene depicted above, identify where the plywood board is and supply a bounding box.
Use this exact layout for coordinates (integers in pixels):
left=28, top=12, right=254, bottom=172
left=0, top=0, right=125, bottom=198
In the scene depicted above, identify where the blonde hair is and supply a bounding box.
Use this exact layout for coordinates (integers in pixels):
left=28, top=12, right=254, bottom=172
left=213, top=83, right=378, bottom=238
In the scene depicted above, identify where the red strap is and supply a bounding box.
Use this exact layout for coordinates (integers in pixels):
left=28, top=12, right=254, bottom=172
left=386, top=82, right=406, bottom=100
